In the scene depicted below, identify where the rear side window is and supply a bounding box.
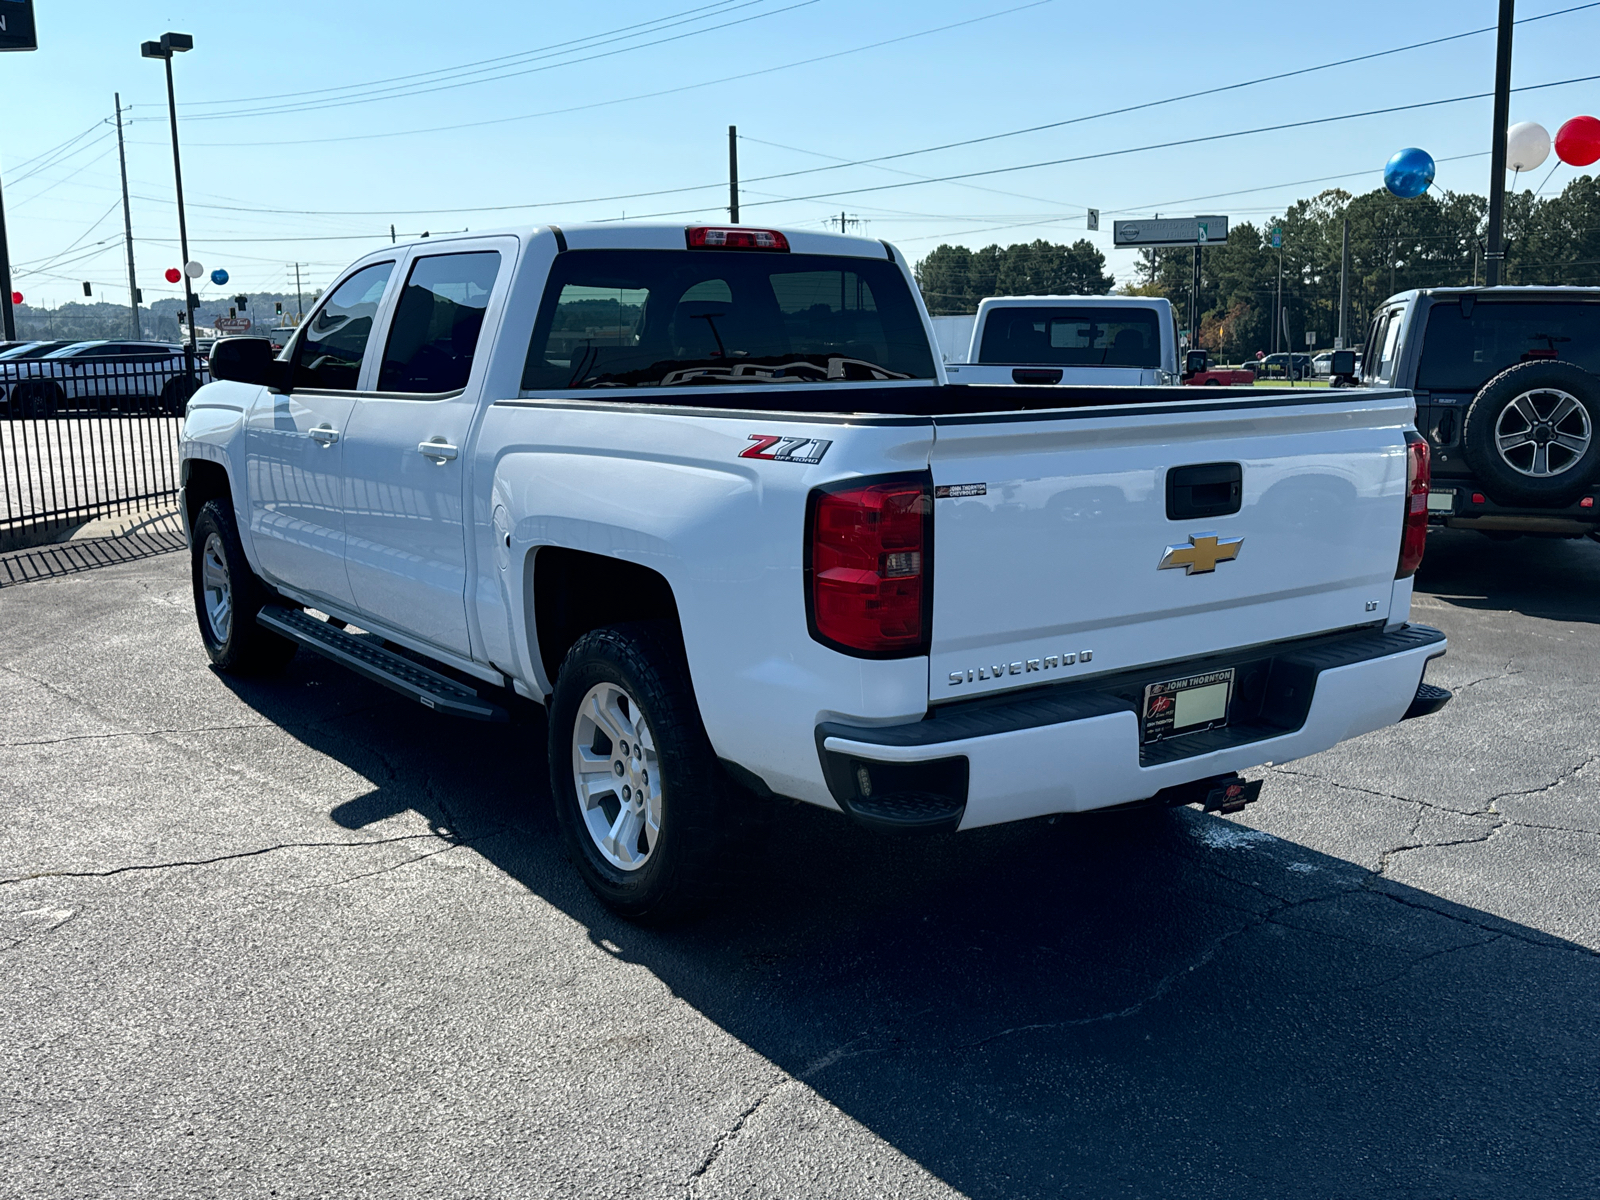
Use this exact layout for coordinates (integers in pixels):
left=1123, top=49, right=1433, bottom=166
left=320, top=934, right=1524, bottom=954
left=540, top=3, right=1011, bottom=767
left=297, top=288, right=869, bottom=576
left=521, top=249, right=935, bottom=391
left=377, top=251, right=501, bottom=394
left=1416, top=301, right=1600, bottom=391
left=977, top=307, right=1160, bottom=369
left=292, top=261, right=394, bottom=391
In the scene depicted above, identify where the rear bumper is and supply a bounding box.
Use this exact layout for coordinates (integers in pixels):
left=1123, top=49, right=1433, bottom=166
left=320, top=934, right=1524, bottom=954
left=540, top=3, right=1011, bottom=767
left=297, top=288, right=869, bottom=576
left=817, top=624, right=1446, bottom=831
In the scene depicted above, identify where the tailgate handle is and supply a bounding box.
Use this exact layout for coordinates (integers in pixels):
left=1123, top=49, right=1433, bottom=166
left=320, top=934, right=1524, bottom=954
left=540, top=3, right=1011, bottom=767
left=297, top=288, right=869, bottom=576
left=1167, top=462, right=1242, bottom=520
left=1012, top=368, right=1063, bottom=385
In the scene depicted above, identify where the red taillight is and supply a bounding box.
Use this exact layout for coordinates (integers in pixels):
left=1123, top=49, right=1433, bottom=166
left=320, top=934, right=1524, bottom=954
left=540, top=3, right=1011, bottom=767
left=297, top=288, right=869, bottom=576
left=1398, top=434, right=1430, bottom=579
left=686, top=226, right=789, bottom=251
left=807, top=478, right=930, bottom=656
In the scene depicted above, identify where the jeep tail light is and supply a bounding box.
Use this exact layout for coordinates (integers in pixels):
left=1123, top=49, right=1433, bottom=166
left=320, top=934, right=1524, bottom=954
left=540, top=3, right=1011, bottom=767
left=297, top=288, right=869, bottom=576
left=686, top=226, right=789, bottom=251
left=807, top=477, right=931, bottom=656
left=1397, top=432, right=1430, bottom=579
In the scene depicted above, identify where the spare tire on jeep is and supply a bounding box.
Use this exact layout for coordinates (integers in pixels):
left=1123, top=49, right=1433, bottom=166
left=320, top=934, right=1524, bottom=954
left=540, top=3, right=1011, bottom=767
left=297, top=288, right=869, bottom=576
left=1461, top=360, right=1600, bottom=507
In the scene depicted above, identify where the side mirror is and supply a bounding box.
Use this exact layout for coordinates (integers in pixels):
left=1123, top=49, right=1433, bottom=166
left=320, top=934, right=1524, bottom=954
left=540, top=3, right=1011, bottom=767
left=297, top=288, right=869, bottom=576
left=1184, top=349, right=1209, bottom=378
left=1330, top=349, right=1356, bottom=377
left=208, top=336, right=274, bottom=385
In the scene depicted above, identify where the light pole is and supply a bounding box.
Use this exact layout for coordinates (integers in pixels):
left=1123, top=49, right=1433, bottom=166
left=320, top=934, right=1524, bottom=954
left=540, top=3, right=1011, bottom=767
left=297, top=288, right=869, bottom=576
left=141, top=32, right=197, bottom=378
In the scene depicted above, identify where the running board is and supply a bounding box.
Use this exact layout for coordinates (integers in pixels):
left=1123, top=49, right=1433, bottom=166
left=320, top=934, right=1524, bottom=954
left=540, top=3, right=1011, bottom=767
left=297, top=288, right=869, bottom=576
left=257, top=606, right=508, bottom=722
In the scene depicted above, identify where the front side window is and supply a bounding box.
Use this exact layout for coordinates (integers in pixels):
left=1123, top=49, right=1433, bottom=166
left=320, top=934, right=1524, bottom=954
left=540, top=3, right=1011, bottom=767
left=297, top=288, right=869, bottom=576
left=521, top=249, right=935, bottom=390
left=377, top=251, right=501, bottom=394
left=977, top=307, right=1160, bottom=369
left=292, top=261, right=394, bottom=391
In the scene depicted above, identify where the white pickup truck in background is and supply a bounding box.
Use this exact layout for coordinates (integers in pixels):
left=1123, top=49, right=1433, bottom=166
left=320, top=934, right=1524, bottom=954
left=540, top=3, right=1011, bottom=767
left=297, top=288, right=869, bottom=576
left=944, top=295, right=1180, bottom=386
left=182, top=223, right=1449, bottom=921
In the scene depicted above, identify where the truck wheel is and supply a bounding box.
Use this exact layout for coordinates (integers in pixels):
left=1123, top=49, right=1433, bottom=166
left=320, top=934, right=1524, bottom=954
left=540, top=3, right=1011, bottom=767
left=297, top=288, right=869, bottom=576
left=1462, top=362, right=1600, bottom=506
left=190, top=499, right=297, bottom=674
left=16, top=382, right=61, bottom=419
left=548, top=622, right=737, bottom=922
left=161, top=376, right=198, bottom=417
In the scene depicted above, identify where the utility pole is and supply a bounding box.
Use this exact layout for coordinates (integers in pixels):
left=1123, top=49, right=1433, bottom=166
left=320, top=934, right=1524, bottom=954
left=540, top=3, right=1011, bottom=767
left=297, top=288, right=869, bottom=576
left=0, top=152, right=14, bottom=341
left=390, top=224, right=396, bottom=244
left=1485, top=0, right=1515, bottom=286
left=1190, top=245, right=1202, bottom=351
left=114, top=94, right=142, bottom=340
left=142, top=32, right=197, bottom=377
left=293, top=263, right=304, bottom=319
left=1337, top=218, right=1349, bottom=349
left=1274, top=248, right=1283, bottom=357
left=728, top=125, right=740, bottom=223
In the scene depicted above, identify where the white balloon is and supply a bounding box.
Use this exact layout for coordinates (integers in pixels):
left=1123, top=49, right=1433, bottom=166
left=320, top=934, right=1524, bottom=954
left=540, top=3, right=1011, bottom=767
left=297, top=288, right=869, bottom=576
left=1507, top=121, right=1551, bottom=172
left=184, top=260, right=204, bottom=279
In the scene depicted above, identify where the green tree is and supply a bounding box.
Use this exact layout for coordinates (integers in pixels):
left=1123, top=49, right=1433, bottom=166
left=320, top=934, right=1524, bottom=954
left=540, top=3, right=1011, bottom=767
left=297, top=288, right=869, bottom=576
left=915, top=238, right=1111, bottom=312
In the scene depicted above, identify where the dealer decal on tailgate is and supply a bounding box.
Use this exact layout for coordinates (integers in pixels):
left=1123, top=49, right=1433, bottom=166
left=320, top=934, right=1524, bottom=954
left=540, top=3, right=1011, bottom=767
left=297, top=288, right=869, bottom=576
left=739, top=435, right=832, bottom=464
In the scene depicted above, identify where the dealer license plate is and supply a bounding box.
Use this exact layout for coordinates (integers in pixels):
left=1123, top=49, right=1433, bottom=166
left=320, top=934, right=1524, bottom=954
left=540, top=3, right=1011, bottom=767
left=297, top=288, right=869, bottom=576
left=1142, top=668, right=1235, bottom=744
left=1427, top=488, right=1456, bottom=513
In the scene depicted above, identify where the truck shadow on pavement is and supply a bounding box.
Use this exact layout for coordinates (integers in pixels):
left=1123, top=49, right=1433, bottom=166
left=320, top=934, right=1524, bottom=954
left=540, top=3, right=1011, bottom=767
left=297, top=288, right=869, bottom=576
left=215, top=659, right=1599, bottom=1200
left=1416, top=527, right=1600, bottom=624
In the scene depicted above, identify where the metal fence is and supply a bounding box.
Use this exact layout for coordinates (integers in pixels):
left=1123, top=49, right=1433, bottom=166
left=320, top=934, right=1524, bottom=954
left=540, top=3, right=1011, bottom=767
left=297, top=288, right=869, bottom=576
left=0, top=355, right=208, bottom=550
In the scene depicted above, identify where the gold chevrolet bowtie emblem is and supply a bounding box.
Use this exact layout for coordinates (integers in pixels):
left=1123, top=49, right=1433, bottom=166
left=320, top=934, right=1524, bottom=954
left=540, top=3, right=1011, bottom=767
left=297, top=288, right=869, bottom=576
left=1158, top=533, right=1244, bottom=575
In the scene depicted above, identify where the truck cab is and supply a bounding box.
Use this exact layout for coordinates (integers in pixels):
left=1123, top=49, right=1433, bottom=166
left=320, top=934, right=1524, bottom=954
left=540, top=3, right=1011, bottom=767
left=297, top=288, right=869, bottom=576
left=944, top=295, right=1178, bottom=386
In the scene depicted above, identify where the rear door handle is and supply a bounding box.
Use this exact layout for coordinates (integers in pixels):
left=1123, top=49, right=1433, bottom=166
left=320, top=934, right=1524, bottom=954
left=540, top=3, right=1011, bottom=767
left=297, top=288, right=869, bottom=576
left=309, top=424, right=340, bottom=445
left=418, top=438, right=458, bottom=462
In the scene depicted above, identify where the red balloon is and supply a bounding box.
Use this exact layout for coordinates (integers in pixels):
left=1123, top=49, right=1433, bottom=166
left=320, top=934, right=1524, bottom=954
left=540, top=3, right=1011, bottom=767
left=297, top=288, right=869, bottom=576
left=165, top=267, right=182, bottom=284
left=9, top=292, right=20, bottom=305
left=1555, top=115, right=1600, bottom=167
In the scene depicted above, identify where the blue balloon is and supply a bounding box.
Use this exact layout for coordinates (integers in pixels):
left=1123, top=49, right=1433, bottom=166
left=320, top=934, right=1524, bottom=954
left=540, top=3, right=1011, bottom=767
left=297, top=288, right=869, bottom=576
left=1384, top=147, right=1435, bottom=199
left=210, top=268, right=229, bottom=286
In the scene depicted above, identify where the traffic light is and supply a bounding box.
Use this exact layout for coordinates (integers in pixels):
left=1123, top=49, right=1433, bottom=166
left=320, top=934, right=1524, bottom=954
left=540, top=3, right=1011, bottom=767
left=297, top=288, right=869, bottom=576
left=82, top=281, right=92, bottom=296
left=275, top=301, right=283, bottom=314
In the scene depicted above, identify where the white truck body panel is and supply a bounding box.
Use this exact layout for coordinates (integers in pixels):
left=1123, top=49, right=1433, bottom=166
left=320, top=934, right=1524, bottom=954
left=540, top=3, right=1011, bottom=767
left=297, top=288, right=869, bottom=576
left=179, top=222, right=1443, bottom=832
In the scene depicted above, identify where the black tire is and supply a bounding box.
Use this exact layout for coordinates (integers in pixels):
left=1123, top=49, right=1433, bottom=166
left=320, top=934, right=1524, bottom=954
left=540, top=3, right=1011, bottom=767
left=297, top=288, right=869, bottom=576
left=161, top=375, right=198, bottom=417
left=548, top=622, right=743, bottom=923
left=190, top=498, right=298, bottom=674
left=15, top=381, right=61, bottom=419
left=1462, top=361, right=1600, bottom=507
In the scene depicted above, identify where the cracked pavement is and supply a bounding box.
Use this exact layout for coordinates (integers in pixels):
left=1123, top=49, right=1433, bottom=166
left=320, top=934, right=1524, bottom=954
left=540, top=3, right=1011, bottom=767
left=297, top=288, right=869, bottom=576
left=2, top=529, right=1598, bottom=1198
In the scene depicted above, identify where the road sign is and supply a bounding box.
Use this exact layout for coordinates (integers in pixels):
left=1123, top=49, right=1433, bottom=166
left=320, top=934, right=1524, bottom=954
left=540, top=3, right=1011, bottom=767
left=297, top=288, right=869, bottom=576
left=1113, top=216, right=1229, bottom=248
left=1271, top=225, right=1283, bottom=249
left=1306, top=332, right=1317, bottom=348
left=214, top=316, right=252, bottom=332
left=0, top=1, right=38, bottom=52
left=1086, top=208, right=1099, bottom=232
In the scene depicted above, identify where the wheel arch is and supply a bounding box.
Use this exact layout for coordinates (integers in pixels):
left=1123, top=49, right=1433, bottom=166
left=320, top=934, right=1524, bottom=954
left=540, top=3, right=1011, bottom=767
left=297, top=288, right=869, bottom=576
left=181, top=457, right=233, bottom=533
left=528, top=546, right=682, bottom=692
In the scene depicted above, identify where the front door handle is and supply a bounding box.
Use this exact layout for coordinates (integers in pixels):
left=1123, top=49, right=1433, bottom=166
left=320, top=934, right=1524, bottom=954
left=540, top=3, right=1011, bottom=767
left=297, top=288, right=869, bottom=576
left=418, top=438, right=458, bottom=462
left=308, top=424, right=340, bottom=446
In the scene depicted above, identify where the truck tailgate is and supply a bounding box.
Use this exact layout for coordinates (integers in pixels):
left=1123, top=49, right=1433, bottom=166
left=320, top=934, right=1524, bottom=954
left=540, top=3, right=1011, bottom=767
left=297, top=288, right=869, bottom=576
left=928, top=390, right=1415, bottom=702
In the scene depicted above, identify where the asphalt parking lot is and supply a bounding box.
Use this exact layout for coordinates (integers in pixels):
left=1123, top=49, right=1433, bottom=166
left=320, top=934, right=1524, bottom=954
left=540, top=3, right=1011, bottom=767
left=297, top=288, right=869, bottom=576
left=3, top=530, right=1597, bottom=1199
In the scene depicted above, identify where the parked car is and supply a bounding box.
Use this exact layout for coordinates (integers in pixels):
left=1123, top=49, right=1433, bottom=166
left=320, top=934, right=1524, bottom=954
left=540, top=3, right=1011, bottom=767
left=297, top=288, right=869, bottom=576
left=1360, top=285, right=1600, bottom=539
left=1181, top=349, right=1256, bottom=386
left=5, top=340, right=201, bottom=417
left=0, top=339, right=74, bottom=360
left=183, top=222, right=1451, bottom=920
left=943, top=295, right=1179, bottom=385
left=1252, top=352, right=1314, bottom=381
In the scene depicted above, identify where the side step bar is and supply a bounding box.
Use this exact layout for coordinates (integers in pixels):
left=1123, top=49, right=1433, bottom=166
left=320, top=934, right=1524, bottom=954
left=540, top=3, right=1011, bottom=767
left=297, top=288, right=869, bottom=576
left=257, top=606, right=508, bottom=722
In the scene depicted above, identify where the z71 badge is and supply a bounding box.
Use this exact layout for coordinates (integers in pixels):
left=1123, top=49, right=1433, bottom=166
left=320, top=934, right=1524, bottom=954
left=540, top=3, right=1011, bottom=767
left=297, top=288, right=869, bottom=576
left=739, top=435, right=832, bottom=465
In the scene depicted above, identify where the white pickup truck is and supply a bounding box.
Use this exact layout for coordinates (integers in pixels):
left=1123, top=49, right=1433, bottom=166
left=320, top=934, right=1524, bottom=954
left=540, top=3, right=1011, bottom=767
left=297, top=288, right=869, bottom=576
left=944, top=295, right=1180, bottom=387
left=182, top=223, right=1450, bottom=920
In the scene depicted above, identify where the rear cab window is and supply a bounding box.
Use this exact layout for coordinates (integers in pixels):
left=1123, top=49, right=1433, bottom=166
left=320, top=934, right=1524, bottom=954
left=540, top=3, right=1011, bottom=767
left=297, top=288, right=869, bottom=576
left=977, top=306, right=1160, bottom=368
left=378, top=251, right=501, bottom=394
left=520, top=249, right=936, bottom=392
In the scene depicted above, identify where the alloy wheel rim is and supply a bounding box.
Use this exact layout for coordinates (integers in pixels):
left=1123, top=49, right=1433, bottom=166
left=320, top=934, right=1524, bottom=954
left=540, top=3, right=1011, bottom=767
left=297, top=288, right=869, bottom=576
left=1494, top=388, right=1591, bottom=478
left=200, top=532, right=233, bottom=644
left=571, top=681, right=662, bottom=872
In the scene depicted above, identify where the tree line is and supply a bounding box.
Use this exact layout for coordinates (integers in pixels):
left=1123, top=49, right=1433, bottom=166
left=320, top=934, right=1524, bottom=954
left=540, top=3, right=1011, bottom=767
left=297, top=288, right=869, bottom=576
left=911, top=173, right=1600, bottom=361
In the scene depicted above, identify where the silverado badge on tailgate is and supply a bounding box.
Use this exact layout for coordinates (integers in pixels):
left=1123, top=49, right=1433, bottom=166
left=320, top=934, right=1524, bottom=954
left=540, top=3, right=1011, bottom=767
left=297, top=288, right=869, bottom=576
left=1158, top=533, right=1244, bottom=575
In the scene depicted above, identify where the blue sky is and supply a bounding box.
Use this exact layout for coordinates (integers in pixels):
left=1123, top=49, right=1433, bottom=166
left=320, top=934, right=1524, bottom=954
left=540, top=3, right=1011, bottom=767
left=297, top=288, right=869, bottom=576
left=6, top=0, right=1600, bottom=312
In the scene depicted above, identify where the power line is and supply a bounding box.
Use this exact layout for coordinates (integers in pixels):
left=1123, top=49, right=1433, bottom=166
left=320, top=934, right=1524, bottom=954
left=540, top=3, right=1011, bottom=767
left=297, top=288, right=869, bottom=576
left=173, top=0, right=757, bottom=109
left=155, top=0, right=1058, bottom=148
left=176, top=0, right=820, bottom=122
